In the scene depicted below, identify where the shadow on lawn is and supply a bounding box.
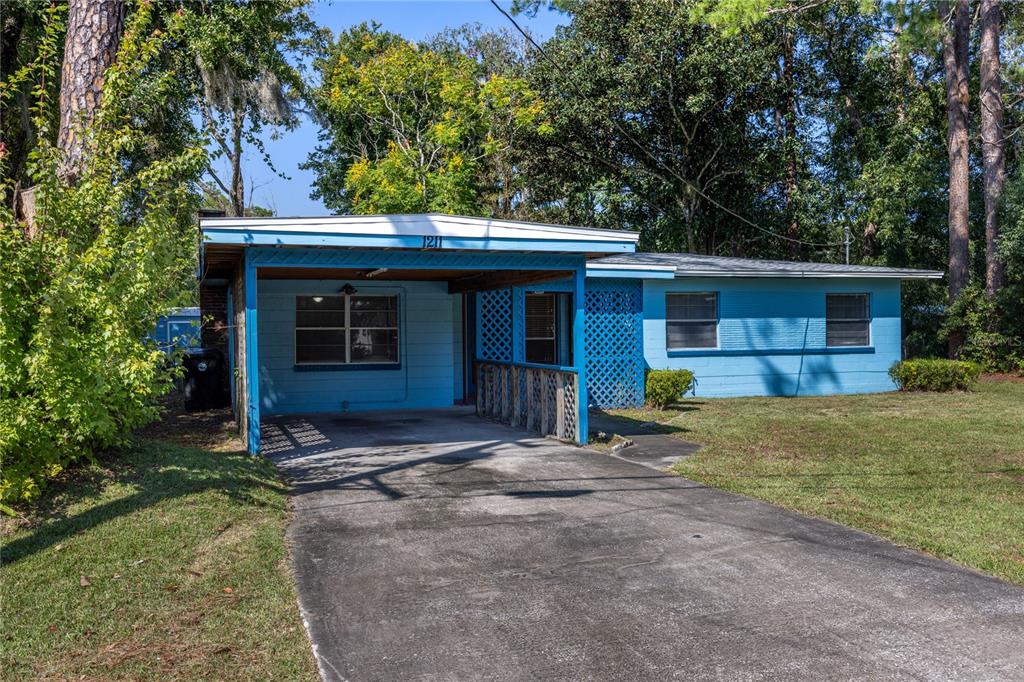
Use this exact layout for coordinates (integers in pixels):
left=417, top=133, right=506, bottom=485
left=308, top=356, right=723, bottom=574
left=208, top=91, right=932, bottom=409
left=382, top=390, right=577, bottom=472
left=3, top=417, right=286, bottom=566
left=588, top=407, right=696, bottom=437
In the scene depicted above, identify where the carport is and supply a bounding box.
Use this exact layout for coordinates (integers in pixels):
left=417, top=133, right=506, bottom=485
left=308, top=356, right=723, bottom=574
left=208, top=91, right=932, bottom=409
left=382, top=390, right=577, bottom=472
left=198, top=214, right=639, bottom=453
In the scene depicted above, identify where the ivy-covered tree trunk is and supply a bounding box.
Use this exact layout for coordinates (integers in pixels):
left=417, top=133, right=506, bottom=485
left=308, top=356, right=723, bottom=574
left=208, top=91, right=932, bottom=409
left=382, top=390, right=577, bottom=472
left=57, top=0, right=125, bottom=182
left=980, top=0, right=1006, bottom=296
left=940, top=0, right=971, bottom=326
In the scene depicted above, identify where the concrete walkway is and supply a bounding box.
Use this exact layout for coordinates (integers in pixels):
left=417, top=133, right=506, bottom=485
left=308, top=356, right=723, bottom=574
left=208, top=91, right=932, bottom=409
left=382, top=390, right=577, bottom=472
left=266, top=408, right=1024, bottom=681
left=588, top=409, right=702, bottom=469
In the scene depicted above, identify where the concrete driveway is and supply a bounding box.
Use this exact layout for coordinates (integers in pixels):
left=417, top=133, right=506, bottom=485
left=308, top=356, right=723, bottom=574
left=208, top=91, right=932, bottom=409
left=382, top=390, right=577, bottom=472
left=266, top=408, right=1024, bottom=681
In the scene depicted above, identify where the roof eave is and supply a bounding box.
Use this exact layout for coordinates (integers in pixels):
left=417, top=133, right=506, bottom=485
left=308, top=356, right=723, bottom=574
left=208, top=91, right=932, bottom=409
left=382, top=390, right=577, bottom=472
left=199, top=214, right=640, bottom=244
left=674, top=270, right=945, bottom=279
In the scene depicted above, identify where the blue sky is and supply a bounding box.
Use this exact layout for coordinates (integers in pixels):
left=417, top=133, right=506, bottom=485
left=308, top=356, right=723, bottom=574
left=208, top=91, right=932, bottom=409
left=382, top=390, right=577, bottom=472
left=221, top=1, right=568, bottom=216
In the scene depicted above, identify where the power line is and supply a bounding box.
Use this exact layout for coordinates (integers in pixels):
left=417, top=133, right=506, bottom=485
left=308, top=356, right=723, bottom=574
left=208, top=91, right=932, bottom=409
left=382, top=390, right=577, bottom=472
left=488, top=0, right=845, bottom=249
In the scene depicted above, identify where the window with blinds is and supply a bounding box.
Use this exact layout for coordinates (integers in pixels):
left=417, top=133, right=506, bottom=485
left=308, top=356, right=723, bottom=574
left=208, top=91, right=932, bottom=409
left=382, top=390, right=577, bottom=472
left=826, top=293, right=870, bottom=347
left=525, top=293, right=557, bottom=364
left=666, top=292, right=718, bottom=349
left=295, top=294, right=399, bottom=365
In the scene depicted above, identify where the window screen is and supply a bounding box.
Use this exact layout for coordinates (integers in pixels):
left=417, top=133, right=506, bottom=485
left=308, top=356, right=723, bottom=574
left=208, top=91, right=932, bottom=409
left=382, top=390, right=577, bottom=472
left=295, top=294, right=399, bottom=365
left=525, top=293, right=556, bottom=364
left=666, top=293, right=718, bottom=349
left=826, top=293, right=870, bottom=347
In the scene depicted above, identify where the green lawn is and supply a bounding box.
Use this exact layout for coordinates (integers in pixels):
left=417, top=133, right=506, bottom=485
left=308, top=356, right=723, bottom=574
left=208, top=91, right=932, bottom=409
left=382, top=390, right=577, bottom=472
left=0, top=411, right=317, bottom=680
left=609, top=378, right=1024, bottom=585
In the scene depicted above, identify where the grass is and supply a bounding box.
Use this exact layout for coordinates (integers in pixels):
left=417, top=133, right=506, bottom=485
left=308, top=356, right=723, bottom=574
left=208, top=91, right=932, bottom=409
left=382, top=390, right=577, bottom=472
left=0, top=409, right=318, bottom=680
left=608, top=378, right=1024, bottom=585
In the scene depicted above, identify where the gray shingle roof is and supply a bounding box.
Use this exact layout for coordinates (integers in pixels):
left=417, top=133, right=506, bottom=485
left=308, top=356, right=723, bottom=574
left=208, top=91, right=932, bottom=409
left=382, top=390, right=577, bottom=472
left=592, top=252, right=944, bottom=279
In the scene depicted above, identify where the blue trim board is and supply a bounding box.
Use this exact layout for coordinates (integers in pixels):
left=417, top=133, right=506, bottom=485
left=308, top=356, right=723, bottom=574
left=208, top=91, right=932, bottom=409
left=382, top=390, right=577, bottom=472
left=476, top=359, right=579, bottom=373
left=244, top=250, right=260, bottom=454
left=512, top=287, right=525, bottom=363
left=248, top=247, right=585, bottom=271
left=573, top=266, right=588, bottom=444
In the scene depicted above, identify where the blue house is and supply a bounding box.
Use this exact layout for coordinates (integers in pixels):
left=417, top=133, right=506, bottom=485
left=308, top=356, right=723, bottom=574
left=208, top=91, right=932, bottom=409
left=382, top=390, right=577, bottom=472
left=197, top=214, right=941, bottom=454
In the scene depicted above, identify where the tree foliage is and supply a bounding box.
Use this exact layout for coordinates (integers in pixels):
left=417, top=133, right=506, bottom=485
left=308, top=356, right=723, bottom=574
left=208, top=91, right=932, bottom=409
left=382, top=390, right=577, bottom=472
left=520, top=0, right=792, bottom=254
left=181, top=0, right=325, bottom=216
left=304, top=24, right=551, bottom=215
left=0, top=4, right=205, bottom=507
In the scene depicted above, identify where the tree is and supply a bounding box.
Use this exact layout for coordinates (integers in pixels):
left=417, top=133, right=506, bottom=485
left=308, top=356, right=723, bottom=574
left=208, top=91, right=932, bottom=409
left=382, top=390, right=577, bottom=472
left=1, top=3, right=206, bottom=507
left=9, top=0, right=126, bottom=228
left=304, top=25, right=550, bottom=215
left=521, top=0, right=799, bottom=255
left=56, top=0, right=125, bottom=183
left=427, top=24, right=548, bottom=218
left=181, top=0, right=323, bottom=217
left=940, top=0, right=971, bottom=311
left=1, top=1, right=53, bottom=191
left=980, top=0, right=1006, bottom=295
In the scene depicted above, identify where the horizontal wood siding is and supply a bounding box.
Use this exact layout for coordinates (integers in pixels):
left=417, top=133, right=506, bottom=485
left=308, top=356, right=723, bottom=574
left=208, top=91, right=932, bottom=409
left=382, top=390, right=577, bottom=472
left=641, top=277, right=903, bottom=397
left=453, top=295, right=464, bottom=401
left=257, top=279, right=455, bottom=414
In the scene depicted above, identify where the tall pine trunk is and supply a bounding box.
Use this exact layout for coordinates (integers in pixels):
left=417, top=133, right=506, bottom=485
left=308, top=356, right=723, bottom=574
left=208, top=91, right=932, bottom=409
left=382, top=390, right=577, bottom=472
left=980, top=0, right=1006, bottom=296
left=17, top=0, right=125, bottom=232
left=782, top=20, right=800, bottom=258
left=57, top=0, right=125, bottom=182
left=939, top=0, right=971, bottom=356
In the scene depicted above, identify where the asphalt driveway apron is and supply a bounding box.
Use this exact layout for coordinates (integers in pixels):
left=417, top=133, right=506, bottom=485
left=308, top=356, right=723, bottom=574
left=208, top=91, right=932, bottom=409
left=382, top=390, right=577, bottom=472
left=265, top=408, right=1024, bottom=681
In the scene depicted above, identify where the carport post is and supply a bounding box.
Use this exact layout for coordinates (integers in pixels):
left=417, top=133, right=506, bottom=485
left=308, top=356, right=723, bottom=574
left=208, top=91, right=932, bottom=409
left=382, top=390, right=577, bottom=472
left=511, top=287, right=525, bottom=363
left=573, top=263, right=588, bottom=445
left=244, top=249, right=260, bottom=454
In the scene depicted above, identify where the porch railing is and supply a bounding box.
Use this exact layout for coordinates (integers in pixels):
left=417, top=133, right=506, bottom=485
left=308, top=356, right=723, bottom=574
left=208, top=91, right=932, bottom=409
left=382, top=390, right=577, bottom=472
left=475, top=360, right=579, bottom=443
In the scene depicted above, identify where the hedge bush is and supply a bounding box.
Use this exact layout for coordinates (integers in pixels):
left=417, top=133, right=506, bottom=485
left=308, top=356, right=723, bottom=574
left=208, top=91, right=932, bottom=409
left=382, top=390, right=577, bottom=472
left=889, top=359, right=981, bottom=392
left=645, top=369, right=695, bottom=408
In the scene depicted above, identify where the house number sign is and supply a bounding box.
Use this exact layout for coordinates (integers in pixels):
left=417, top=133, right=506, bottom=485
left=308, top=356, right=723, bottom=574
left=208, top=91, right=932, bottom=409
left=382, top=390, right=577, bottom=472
left=422, top=235, right=444, bottom=249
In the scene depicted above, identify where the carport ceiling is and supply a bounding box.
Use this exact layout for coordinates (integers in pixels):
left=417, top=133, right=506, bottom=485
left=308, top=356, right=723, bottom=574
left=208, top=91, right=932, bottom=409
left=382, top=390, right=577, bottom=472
left=257, top=267, right=572, bottom=293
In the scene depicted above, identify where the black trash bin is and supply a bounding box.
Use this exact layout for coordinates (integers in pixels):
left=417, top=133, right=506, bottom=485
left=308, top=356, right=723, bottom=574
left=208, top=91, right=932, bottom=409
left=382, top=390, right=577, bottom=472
left=183, top=348, right=228, bottom=411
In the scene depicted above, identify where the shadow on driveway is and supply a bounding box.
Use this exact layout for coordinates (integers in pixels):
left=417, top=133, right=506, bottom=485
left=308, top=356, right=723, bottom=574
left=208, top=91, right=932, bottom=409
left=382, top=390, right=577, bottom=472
left=267, top=408, right=1024, bottom=682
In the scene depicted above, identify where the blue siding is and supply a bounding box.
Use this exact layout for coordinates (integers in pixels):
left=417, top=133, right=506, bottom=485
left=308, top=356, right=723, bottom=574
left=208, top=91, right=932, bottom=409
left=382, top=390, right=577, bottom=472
left=641, top=278, right=902, bottom=397
left=256, top=279, right=455, bottom=414
left=452, top=295, right=464, bottom=400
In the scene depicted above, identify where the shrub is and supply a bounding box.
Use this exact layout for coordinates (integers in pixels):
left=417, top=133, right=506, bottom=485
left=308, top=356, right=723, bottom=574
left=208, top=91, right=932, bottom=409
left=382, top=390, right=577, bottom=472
left=0, top=6, right=203, bottom=509
left=889, top=359, right=981, bottom=392
left=940, top=284, right=1024, bottom=374
left=645, top=369, right=694, bottom=408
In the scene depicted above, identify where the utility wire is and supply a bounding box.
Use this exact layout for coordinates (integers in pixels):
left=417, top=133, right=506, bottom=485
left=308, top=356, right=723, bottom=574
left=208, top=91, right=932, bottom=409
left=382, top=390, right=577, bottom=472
left=489, top=0, right=846, bottom=249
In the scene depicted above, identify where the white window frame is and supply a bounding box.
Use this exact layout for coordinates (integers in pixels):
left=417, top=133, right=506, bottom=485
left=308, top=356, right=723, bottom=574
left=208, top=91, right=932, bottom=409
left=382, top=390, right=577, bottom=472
left=825, top=293, right=871, bottom=348
left=666, top=292, right=719, bottom=350
left=294, top=294, right=400, bottom=366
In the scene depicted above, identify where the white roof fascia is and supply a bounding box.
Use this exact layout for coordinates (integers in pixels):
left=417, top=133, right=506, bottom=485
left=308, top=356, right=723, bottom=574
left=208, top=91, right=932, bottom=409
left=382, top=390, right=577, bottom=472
left=200, top=213, right=639, bottom=244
